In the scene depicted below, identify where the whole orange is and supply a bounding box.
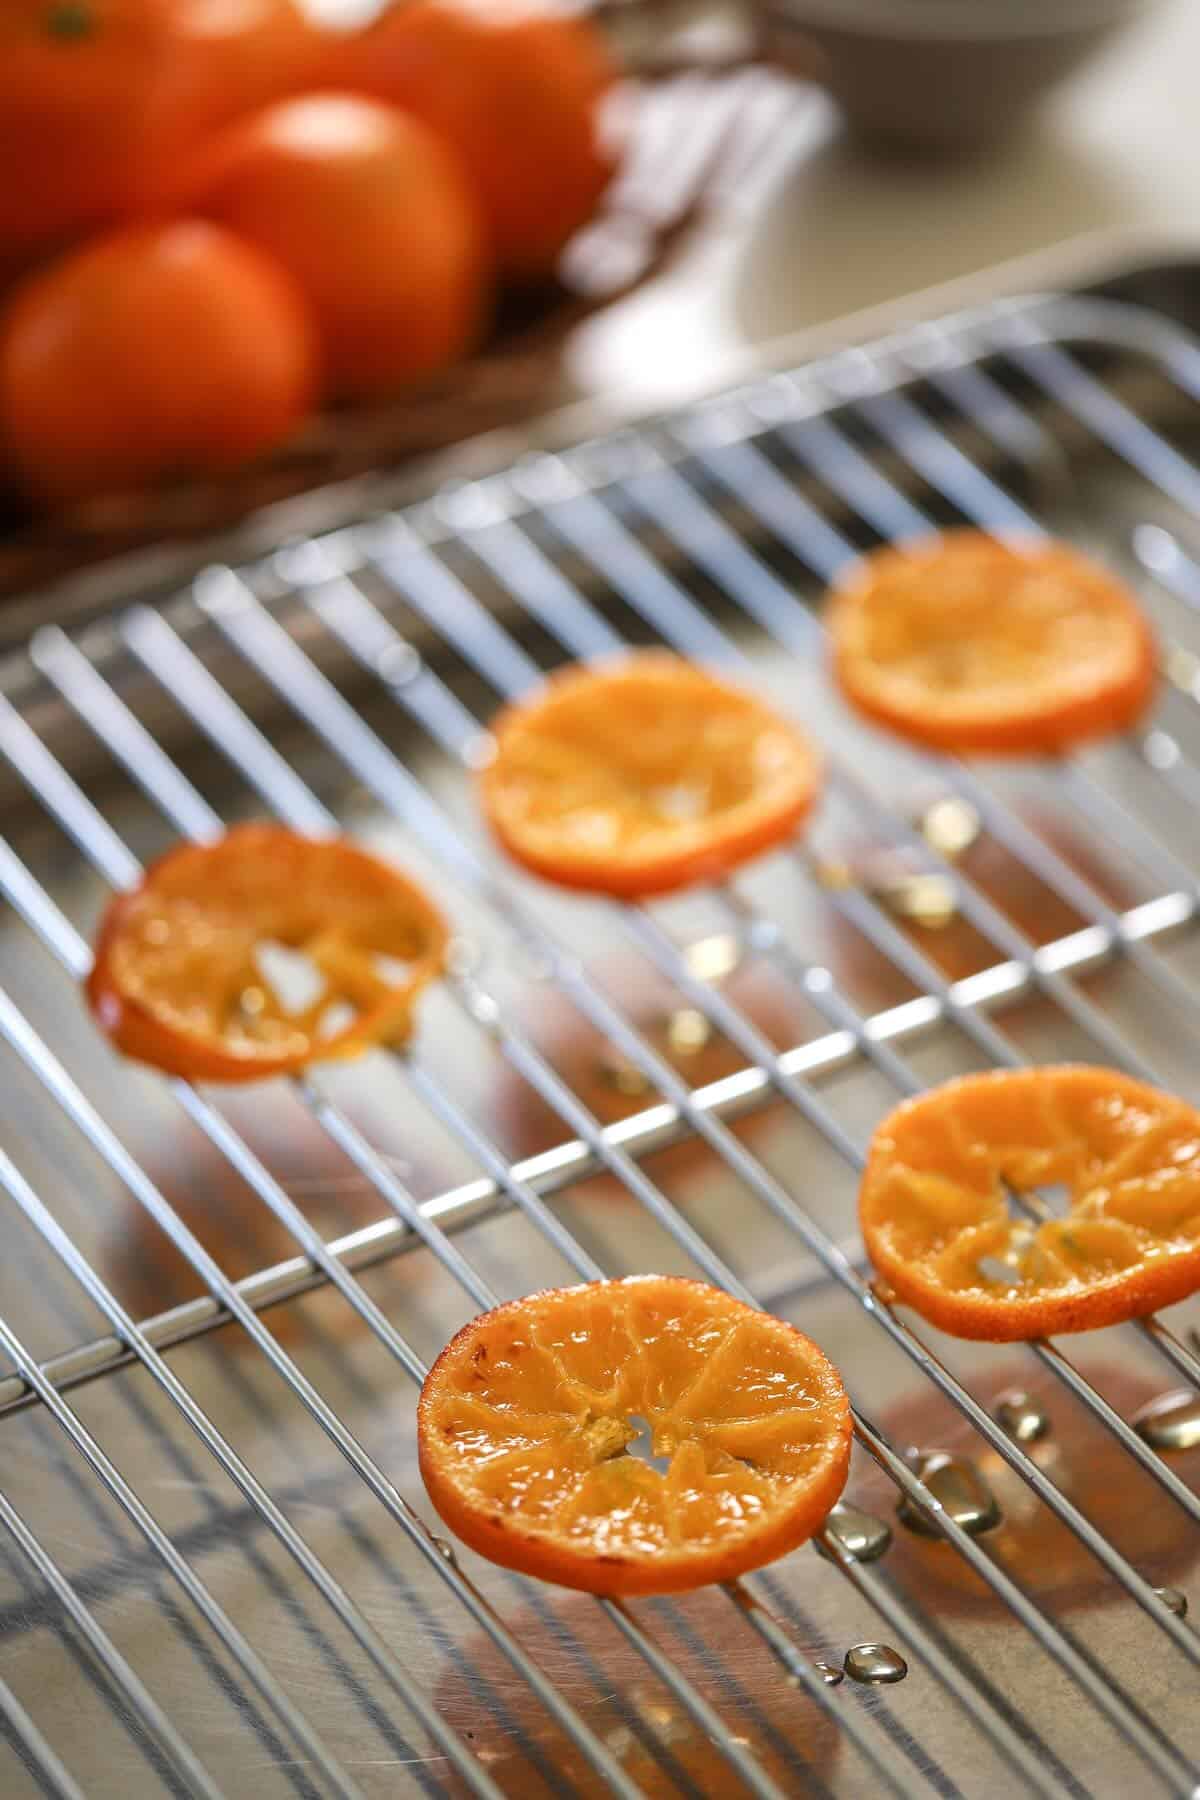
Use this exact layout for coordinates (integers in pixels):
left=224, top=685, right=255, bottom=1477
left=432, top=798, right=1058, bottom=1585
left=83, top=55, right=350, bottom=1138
left=0, top=221, right=318, bottom=506
left=130, top=0, right=327, bottom=210
left=183, top=94, right=490, bottom=400
left=331, top=0, right=618, bottom=280
left=0, top=1, right=322, bottom=265
left=0, top=0, right=166, bottom=263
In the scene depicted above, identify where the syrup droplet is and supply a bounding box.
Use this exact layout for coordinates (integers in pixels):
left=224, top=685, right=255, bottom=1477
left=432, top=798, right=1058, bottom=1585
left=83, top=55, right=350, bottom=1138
left=666, top=1007, right=711, bottom=1057
left=1132, top=1391, right=1200, bottom=1454
left=820, top=1501, right=893, bottom=1563
left=884, top=872, right=957, bottom=930
left=1156, top=1586, right=1188, bottom=1618
left=844, top=1643, right=907, bottom=1685
left=898, top=1451, right=1002, bottom=1539
left=995, top=1389, right=1051, bottom=1445
left=921, top=797, right=981, bottom=860
left=814, top=1661, right=844, bottom=1687
left=430, top=1536, right=459, bottom=1566
left=683, top=933, right=741, bottom=982
left=598, top=1055, right=651, bottom=1098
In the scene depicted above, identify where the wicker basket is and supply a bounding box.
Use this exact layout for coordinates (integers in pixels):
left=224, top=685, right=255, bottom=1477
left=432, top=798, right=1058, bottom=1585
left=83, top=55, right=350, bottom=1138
left=0, top=30, right=803, bottom=604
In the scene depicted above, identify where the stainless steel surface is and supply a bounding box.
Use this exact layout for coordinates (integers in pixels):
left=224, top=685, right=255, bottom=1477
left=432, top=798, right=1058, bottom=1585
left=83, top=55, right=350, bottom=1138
left=4, top=279, right=1200, bottom=1797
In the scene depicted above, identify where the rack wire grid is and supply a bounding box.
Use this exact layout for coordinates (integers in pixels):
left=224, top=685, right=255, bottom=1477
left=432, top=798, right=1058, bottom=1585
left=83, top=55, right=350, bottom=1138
left=2, top=289, right=1200, bottom=1800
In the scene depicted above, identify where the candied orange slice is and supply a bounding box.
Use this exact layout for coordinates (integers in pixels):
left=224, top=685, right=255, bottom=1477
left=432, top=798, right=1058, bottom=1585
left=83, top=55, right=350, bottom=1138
left=859, top=1066, right=1200, bottom=1340
left=417, top=1276, right=852, bottom=1595
left=828, top=531, right=1157, bottom=754
left=87, top=823, right=448, bottom=1083
left=478, top=652, right=822, bottom=897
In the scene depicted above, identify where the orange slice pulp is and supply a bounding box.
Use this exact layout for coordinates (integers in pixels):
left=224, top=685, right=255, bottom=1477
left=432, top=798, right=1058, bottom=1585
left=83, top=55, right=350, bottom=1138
left=478, top=652, right=822, bottom=897
left=829, top=530, right=1157, bottom=755
left=87, top=823, right=448, bottom=1082
left=859, top=1065, right=1200, bottom=1339
left=417, top=1276, right=852, bottom=1594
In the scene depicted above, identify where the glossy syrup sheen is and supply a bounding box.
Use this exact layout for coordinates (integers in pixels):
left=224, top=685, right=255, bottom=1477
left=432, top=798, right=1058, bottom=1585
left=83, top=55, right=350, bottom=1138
left=479, top=653, right=821, bottom=896
left=860, top=1065, right=1200, bottom=1339
left=89, top=823, right=449, bottom=1077
left=418, top=1276, right=852, bottom=1594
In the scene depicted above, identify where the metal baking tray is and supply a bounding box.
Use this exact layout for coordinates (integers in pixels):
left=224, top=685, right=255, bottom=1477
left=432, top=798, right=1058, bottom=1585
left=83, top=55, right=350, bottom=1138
left=3, top=236, right=1200, bottom=1797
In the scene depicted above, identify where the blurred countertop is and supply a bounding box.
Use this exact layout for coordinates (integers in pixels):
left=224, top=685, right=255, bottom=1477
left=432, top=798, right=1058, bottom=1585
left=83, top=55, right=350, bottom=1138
left=310, top=0, right=1200, bottom=425
left=564, top=0, right=1200, bottom=412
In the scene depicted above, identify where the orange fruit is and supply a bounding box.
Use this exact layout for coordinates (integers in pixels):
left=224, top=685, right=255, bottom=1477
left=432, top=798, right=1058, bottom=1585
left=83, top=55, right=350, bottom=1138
left=828, top=531, right=1157, bottom=755
left=859, top=1065, right=1200, bottom=1340
left=183, top=93, right=489, bottom=401
left=330, top=0, right=617, bottom=279
left=86, top=824, right=449, bottom=1083
left=0, top=0, right=165, bottom=263
left=0, top=220, right=317, bottom=506
left=479, top=653, right=822, bottom=898
left=417, top=1275, right=852, bottom=1595
left=0, top=1, right=322, bottom=265
left=137, top=0, right=324, bottom=202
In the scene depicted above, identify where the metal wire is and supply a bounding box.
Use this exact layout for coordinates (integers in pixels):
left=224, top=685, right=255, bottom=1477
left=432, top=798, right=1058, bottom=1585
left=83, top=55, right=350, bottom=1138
left=665, top=388, right=1200, bottom=1387
left=0, top=735, right=644, bottom=1800
left=0, top=990, right=514, bottom=1800
left=34, top=598, right=1098, bottom=1799
left=13, top=639, right=841, bottom=1800
left=2, top=290, right=1200, bottom=1798
left=0, top=1673, right=88, bottom=1800
left=24, top=599, right=922, bottom=1800
left=177, top=563, right=1196, bottom=1788
left=0, top=1226, right=368, bottom=1800
left=447, top=485, right=1200, bottom=1640
left=329, top=497, right=1200, bottom=1530
left=0, top=1477, right=224, bottom=1800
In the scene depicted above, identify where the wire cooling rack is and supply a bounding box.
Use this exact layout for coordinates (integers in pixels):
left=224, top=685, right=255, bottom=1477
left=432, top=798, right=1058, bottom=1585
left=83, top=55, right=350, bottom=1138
left=1, top=290, right=1200, bottom=1796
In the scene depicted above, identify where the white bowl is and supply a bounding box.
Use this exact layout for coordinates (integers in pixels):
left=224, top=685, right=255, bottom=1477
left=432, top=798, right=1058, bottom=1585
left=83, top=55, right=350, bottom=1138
left=772, top=0, right=1151, bottom=148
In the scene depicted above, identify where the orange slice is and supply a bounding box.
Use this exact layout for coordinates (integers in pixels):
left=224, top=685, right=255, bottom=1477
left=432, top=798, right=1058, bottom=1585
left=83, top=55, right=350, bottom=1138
left=478, top=652, right=822, bottom=897
left=859, top=1066, right=1200, bottom=1340
left=417, top=1275, right=852, bottom=1595
left=87, top=823, right=448, bottom=1083
left=828, top=531, right=1157, bottom=754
